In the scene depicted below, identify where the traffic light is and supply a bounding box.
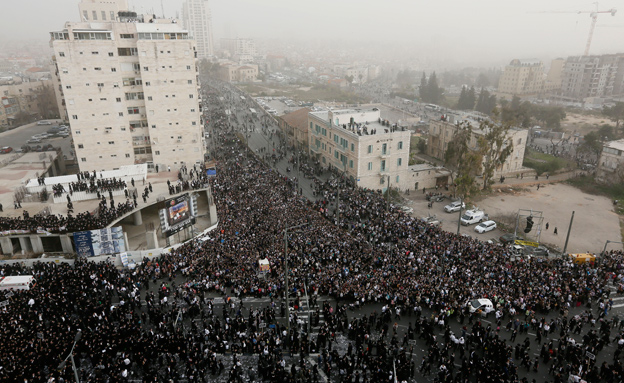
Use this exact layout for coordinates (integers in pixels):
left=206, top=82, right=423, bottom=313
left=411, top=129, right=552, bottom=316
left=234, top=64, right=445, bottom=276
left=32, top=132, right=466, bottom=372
left=524, top=216, right=534, bottom=233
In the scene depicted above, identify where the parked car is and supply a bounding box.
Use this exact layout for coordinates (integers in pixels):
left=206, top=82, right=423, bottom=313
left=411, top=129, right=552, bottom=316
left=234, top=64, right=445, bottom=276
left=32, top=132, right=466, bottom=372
left=0, top=146, right=13, bottom=154
left=400, top=206, right=413, bottom=214
left=525, top=245, right=549, bottom=257
left=36, top=120, right=52, bottom=125
left=27, top=138, right=41, bottom=144
left=474, top=220, right=497, bottom=234
left=444, top=200, right=465, bottom=213
left=499, top=233, right=519, bottom=245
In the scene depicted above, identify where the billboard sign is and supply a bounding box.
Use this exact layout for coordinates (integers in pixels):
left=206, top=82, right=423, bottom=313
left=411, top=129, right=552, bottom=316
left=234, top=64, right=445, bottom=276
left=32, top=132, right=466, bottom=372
left=161, top=194, right=196, bottom=238
left=74, top=226, right=126, bottom=257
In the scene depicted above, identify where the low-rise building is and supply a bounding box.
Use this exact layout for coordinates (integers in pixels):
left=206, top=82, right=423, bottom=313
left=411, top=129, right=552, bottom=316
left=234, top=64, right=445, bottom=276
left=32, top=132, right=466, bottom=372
left=0, top=79, right=59, bottom=127
left=596, top=139, right=624, bottom=184
left=308, top=108, right=411, bottom=191
left=278, top=108, right=310, bottom=149
left=428, top=115, right=527, bottom=177
left=218, top=63, right=258, bottom=82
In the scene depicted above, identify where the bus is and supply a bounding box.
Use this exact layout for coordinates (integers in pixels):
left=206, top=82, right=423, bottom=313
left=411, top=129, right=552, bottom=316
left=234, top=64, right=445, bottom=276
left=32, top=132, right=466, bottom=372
left=425, top=104, right=441, bottom=111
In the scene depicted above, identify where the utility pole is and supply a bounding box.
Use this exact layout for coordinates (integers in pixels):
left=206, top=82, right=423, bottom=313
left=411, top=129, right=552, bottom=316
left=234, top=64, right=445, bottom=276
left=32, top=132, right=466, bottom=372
left=562, top=211, right=575, bottom=254
left=456, top=197, right=463, bottom=235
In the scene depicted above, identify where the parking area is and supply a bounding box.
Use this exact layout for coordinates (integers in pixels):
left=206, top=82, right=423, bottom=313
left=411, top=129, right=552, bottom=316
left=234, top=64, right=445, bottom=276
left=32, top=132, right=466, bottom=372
left=402, top=182, right=622, bottom=254
left=0, top=120, right=74, bottom=160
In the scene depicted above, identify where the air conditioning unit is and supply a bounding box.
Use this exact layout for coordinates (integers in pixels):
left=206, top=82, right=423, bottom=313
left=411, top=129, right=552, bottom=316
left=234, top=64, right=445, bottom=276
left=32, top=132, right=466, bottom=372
left=176, top=139, right=181, bottom=143
left=140, top=114, right=146, bottom=118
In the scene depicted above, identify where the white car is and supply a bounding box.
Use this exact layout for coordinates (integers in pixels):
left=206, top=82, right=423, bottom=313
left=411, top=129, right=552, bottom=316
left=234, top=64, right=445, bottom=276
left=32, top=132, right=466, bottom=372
left=36, top=121, right=52, bottom=125
left=467, top=298, right=495, bottom=315
left=474, top=220, right=497, bottom=234
left=400, top=206, right=413, bottom=214
left=444, top=200, right=465, bottom=213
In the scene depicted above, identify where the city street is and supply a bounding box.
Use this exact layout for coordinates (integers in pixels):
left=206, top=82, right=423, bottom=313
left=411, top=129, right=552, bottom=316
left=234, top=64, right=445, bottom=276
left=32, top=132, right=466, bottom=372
left=0, top=119, right=74, bottom=160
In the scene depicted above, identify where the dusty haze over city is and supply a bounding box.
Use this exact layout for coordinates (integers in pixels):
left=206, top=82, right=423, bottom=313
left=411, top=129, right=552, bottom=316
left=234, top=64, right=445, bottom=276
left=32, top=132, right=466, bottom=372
left=1, top=0, right=621, bottom=67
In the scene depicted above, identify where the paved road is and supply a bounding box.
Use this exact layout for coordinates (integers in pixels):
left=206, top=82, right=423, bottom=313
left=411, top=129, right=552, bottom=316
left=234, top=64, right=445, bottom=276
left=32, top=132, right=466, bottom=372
left=0, top=120, right=74, bottom=160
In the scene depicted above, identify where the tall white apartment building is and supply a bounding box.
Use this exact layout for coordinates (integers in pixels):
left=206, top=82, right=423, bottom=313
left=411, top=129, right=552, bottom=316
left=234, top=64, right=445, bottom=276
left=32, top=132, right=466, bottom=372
left=50, top=11, right=205, bottom=172
left=220, top=38, right=256, bottom=62
left=497, top=59, right=545, bottom=95
left=182, top=0, right=214, bottom=58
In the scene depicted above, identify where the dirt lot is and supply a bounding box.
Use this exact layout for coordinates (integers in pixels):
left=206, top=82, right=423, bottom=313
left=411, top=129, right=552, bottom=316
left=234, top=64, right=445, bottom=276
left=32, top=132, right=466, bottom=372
left=561, top=112, right=611, bottom=136
left=403, top=183, right=622, bottom=254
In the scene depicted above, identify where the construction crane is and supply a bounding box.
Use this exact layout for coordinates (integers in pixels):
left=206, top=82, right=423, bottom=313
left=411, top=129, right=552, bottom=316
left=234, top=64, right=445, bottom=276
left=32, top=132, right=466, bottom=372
left=534, top=2, right=617, bottom=56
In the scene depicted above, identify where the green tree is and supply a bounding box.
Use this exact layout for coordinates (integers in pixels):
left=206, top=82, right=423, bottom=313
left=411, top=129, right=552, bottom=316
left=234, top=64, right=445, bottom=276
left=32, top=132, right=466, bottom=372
left=456, top=86, right=476, bottom=110
left=533, top=105, right=566, bottom=130
left=476, top=73, right=490, bottom=88
left=475, top=88, right=496, bottom=115
left=444, top=123, right=482, bottom=198
left=419, top=72, right=428, bottom=102
left=603, top=102, right=624, bottom=130
left=456, top=87, right=467, bottom=109
left=598, top=124, right=616, bottom=141
left=426, top=72, right=444, bottom=105
left=579, top=131, right=603, bottom=157
left=477, top=120, right=514, bottom=190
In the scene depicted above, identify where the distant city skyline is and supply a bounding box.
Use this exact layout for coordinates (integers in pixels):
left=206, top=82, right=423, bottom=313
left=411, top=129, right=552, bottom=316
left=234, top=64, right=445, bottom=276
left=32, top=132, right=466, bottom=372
left=0, top=0, right=622, bottom=67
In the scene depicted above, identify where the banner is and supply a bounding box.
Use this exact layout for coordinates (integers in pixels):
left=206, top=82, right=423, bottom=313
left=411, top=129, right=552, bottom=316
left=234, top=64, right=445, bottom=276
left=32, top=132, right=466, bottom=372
left=514, top=239, right=538, bottom=247
left=74, top=226, right=126, bottom=257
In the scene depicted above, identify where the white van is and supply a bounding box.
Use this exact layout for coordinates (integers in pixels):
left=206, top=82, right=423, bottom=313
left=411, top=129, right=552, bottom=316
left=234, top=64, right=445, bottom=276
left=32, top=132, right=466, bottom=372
left=460, top=209, right=486, bottom=226
left=0, top=275, right=36, bottom=290
left=467, top=298, right=494, bottom=316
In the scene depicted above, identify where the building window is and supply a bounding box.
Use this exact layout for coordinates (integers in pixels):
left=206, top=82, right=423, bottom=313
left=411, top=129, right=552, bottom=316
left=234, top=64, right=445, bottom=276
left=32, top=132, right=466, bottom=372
left=368, top=162, right=372, bottom=171
left=111, top=67, right=116, bottom=72
left=81, top=158, right=86, bottom=162
left=188, top=80, right=193, bottom=84
left=349, top=160, right=354, bottom=168
left=148, top=96, right=152, bottom=101
left=155, top=151, right=160, bottom=155
left=116, top=97, right=121, bottom=102
left=186, top=65, right=191, bottom=70
left=83, top=10, right=88, bottom=20
left=381, top=160, right=386, bottom=171
left=397, top=158, right=402, bottom=166
left=59, top=52, right=65, bottom=57
left=108, top=141, right=114, bottom=145
left=92, top=51, right=99, bottom=55
left=143, top=66, right=149, bottom=71
left=66, top=85, right=72, bottom=89
left=398, top=141, right=403, bottom=150
left=75, top=130, right=80, bottom=134
left=78, top=144, right=84, bottom=149
left=126, top=153, right=130, bottom=158
left=367, top=145, right=372, bottom=154
left=72, top=115, right=78, bottom=119
left=382, top=143, right=387, bottom=155
left=94, top=67, right=101, bottom=71
left=189, top=94, right=194, bottom=99
left=92, top=10, right=97, bottom=20
left=396, top=175, right=400, bottom=183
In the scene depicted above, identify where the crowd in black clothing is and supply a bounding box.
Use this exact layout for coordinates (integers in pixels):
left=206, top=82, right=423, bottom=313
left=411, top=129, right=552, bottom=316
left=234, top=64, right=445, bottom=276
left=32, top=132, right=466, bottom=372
left=4, top=84, right=624, bottom=382
left=52, top=177, right=128, bottom=198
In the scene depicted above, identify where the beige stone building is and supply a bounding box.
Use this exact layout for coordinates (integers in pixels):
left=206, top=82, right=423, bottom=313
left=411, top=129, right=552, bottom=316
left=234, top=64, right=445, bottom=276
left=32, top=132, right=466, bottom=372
left=560, top=54, right=624, bottom=101
left=0, top=79, right=59, bottom=127
left=498, top=59, right=545, bottom=96
left=428, top=117, right=527, bottom=177
left=308, top=108, right=413, bottom=191
left=218, top=63, right=258, bottom=82
left=279, top=108, right=310, bottom=149
left=596, top=139, right=624, bottom=184
left=50, top=9, right=204, bottom=172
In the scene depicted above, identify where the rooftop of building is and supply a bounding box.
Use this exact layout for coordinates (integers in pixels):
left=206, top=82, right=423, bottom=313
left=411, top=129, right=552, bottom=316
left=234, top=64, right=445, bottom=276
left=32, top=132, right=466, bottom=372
left=509, top=59, right=542, bottom=67
left=605, top=139, right=624, bottom=152
left=310, top=109, right=409, bottom=137
left=280, top=108, right=310, bottom=133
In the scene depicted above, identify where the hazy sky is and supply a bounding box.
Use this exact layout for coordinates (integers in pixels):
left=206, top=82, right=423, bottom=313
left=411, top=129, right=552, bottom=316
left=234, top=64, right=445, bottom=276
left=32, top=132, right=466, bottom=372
left=2, top=0, right=622, bottom=65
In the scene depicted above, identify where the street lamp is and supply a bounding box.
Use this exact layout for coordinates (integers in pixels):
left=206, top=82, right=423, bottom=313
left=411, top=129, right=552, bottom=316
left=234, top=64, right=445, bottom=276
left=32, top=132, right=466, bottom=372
left=58, top=330, right=82, bottom=383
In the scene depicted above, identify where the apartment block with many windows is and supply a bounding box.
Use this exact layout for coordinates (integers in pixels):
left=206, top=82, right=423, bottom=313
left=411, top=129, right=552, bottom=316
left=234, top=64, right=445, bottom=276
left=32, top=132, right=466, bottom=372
left=50, top=14, right=204, bottom=172
left=308, top=108, right=411, bottom=191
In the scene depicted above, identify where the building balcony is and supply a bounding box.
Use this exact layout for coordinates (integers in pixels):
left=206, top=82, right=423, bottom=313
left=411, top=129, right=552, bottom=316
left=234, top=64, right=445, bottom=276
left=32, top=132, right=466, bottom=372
left=379, top=151, right=391, bottom=159
left=310, top=145, right=321, bottom=154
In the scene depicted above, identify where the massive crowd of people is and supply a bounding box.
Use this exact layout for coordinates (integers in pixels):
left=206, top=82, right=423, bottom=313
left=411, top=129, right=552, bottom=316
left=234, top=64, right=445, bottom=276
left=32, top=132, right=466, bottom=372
left=1, top=83, right=624, bottom=382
